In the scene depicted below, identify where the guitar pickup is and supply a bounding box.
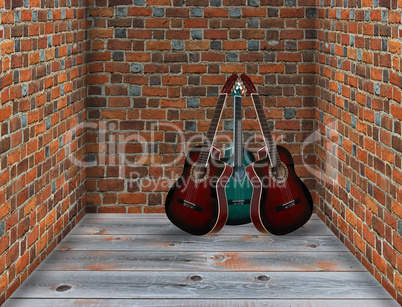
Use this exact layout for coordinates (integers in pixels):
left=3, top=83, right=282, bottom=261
left=178, top=198, right=204, bottom=213
left=274, top=197, right=301, bottom=213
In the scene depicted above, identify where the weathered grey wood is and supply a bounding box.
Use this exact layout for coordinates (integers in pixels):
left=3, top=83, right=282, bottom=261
left=37, top=250, right=366, bottom=272
left=4, top=299, right=399, bottom=307
left=5, top=213, right=398, bottom=306
left=56, top=234, right=349, bottom=252
left=8, top=271, right=395, bottom=299
left=83, top=213, right=320, bottom=220
left=83, top=213, right=169, bottom=219
left=71, top=217, right=332, bottom=236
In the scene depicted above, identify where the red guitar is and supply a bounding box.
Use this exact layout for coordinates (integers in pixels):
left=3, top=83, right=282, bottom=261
left=164, top=74, right=237, bottom=235
left=240, top=74, right=313, bottom=235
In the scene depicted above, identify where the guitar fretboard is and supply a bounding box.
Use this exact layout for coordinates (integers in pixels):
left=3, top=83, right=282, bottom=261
left=197, top=94, right=227, bottom=166
left=251, top=94, right=280, bottom=167
left=233, top=95, right=243, bottom=169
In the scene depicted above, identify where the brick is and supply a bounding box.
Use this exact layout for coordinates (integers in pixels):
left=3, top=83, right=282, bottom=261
left=280, top=8, right=304, bottom=18
left=141, top=179, right=170, bottom=192
left=147, top=0, right=170, bottom=4
left=107, top=40, right=131, bottom=50
left=182, top=64, right=207, bottom=73
left=89, top=8, right=114, bottom=17
left=141, top=110, right=166, bottom=119
left=120, top=121, right=144, bottom=130
left=162, top=76, right=187, bottom=85
left=184, top=19, right=208, bottom=28
left=102, top=109, right=127, bottom=119
left=221, top=64, right=246, bottom=73
left=89, top=29, right=113, bottom=39
left=1, top=11, right=14, bottom=24
left=109, top=0, right=132, bottom=5
left=185, top=41, right=209, bottom=51
left=0, top=105, right=12, bottom=122
left=98, top=179, right=125, bottom=192
left=392, top=136, right=402, bottom=153
left=166, top=8, right=189, bottom=18
left=204, top=30, right=228, bottom=40
left=146, top=41, right=171, bottom=50
left=277, top=53, right=302, bottom=62
left=1, top=41, right=14, bottom=55
left=0, top=272, right=7, bottom=294
left=166, top=30, right=190, bottom=40
left=204, top=8, right=228, bottom=17
left=118, top=193, right=147, bottom=204
left=243, top=8, right=266, bottom=17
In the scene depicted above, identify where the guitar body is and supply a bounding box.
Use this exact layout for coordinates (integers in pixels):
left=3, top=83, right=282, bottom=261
left=221, top=146, right=255, bottom=225
left=165, top=145, right=232, bottom=235
left=246, top=145, right=313, bottom=235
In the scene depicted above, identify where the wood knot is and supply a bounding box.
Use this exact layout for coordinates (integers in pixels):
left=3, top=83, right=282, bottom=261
left=190, top=275, right=203, bottom=282
left=257, top=275, right=270, bottom=282
left=55, top=285, right=71, bottom=292
left=308, top=244, right=317, bottom=248
left=212, top=254, right=225, bottom=261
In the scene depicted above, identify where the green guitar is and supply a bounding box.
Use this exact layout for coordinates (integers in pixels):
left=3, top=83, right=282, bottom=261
left=221, top=80, right=255, bottom=225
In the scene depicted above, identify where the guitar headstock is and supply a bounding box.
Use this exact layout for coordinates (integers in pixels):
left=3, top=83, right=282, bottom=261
left=220, top=74, right=238, bottom=94
left=231, top=78, right=245, bottom=97
left=240, top=74, right=257, bottom=95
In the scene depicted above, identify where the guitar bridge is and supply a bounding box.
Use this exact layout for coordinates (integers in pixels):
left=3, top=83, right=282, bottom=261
left=228, top=199, right=251, bottom=205
left=178, top=198, right=204, bottom=213
left=274, top=197, right=301, bottom=213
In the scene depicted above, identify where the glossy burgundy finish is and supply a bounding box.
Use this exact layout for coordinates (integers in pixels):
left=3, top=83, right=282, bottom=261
left=247, top=145, right=313, bottom=235
left=221, top=74, right=238, bottom=94
left=257, top=147, right=267, bottom=160
left=165, top=146, right=232, bottom=235
left=240, top=73, right=257, bottom=95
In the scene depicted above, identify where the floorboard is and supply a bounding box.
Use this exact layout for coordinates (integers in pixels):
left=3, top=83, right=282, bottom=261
left=71, top=217, right=332, bottom=236
left=5, top=214, right=399, bottom=306
left=37, top=250, right=365, bottom=272
left=4, top=299, right=398, bottom=307
left=5, top=271, right=395, bottom=299
left=56, top=234, right=349, bottom=252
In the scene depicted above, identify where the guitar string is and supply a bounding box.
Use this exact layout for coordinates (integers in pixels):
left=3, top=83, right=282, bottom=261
left=257, top=96, right=294, bottom=203
left=251, top=94, right=294, bottom=204
left=184, top=94, right=227, bottom=205
left=261, top=96, right=294, bottom=204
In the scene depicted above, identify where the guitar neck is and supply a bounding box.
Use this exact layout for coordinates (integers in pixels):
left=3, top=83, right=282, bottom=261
left=197, top=93, right=227, bottom=166
left=233, top=95, right=243, bottom=169
left=251, top=94, right=280, bottom=166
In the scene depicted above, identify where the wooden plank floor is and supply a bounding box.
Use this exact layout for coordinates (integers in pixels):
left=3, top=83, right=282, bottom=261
left=5, top=214, right=399, bottom=306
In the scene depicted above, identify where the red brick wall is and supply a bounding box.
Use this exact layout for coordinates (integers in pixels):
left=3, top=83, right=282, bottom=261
left=0, top=1, right=88, bottom=303
left=314, top=0, right=402, bottom=304
left=85, top=0, right=318, bottom=213
left=1, top=0, right=402, bottom=304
